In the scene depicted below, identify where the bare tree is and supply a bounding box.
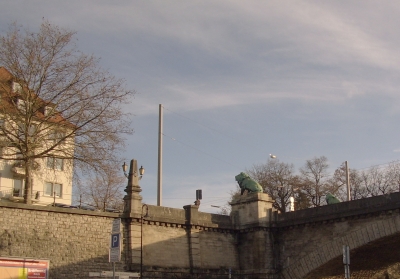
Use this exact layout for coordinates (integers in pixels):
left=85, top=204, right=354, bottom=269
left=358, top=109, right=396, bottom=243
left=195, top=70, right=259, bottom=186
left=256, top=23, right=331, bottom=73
left=299, top=156, right=330, bottom=207
left=248, top=159, right=299, bottom=212
left=328, top=162, right=367, bottom=201
left=360, top=165, right=396, bottom=196
left=0, top=21, right=133, bottom=204
left=79, top=165, right=126, bottom=211
left=387, top=161, right=400, bottom=192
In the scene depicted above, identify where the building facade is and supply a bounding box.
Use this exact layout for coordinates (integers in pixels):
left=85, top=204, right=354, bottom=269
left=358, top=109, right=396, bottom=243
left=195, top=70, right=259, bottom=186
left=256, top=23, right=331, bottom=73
left=0, top=67, right=74, bottom=206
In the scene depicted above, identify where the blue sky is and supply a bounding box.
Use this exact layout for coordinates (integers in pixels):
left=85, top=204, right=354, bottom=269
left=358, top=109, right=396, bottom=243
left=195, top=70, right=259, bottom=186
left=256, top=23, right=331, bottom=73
left=2, top=1, right=400, bottom=213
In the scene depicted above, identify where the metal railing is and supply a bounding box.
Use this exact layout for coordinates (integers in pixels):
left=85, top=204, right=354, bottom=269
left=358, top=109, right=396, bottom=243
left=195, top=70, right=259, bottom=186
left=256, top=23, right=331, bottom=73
left=0, top=189, right=41, bottom=202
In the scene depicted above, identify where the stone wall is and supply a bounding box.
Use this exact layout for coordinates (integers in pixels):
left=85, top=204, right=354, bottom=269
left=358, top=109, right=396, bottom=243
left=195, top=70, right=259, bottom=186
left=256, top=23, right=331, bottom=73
left=3, top=182, right=400, bottom=279
left=136, top=204, right=238, bottom=277
left=0, top=201, right=124, bottom=278
left=0, top=201, right=239, bottom=279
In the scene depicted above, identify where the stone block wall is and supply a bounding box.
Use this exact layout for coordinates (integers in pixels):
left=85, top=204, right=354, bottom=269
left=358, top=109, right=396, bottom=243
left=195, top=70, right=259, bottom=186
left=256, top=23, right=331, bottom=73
left=0, top=201, right=240, bottom=278
left=0, top=201, right=124, bottom=278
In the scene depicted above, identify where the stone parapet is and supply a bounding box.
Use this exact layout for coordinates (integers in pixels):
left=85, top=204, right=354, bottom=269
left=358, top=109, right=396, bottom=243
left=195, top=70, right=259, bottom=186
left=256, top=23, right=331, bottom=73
left=230, top=192, right=277, bottom=230
left=277, top=192, right=400, bottom=227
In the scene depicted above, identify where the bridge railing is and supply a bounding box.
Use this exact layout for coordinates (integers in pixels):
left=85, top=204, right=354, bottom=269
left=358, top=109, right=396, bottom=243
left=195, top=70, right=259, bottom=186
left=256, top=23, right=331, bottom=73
left=277, top=192, right=400, bottom=227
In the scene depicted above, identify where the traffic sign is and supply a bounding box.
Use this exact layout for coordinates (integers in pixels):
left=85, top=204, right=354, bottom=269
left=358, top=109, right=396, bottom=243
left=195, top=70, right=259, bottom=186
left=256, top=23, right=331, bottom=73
left=112, top=218, right=121, bottom=233
left=111, top=233, right=120, bottom=248
left=109, top=233, right=121, bottom=262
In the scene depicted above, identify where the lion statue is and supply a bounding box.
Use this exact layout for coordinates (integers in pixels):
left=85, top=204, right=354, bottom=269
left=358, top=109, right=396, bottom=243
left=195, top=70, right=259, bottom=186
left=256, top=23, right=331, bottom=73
left=326, top=193, right=341, bottom=204
left=235, top=172, right=263, bottom=195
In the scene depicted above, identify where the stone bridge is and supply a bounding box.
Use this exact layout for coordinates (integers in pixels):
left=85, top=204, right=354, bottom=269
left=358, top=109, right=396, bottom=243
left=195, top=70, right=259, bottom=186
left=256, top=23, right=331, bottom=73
left=229, top=191, right=400, bottom=278
left=274, top=192, right=400, bottom=278
left=1, top=159, right=400, bottom=278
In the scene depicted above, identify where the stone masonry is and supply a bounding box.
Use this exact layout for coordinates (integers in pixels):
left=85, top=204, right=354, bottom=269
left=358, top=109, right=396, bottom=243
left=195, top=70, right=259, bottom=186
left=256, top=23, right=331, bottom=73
left=0, top=202, right=124, bottom=278
left=2, top=161, right=400, bottom=279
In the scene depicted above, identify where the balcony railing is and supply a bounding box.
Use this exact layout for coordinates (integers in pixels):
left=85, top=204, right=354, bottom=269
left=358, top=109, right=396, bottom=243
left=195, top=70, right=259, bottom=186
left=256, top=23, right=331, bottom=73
left=10, top=161, right=41, bottom=177
left=0, top=189, right=41, bottom=203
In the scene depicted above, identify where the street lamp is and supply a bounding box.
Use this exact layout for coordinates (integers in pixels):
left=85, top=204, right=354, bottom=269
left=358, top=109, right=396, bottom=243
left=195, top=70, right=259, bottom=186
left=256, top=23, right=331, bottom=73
left=141, top=204, right=149, bottom=279
left=122, top=162, right=145, bottom=179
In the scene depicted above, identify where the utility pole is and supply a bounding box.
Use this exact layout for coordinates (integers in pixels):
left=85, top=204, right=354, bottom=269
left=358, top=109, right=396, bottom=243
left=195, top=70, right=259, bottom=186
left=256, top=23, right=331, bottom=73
left=157, top=104, right=163, bottom=206
left=345, top=161, right=350, bottom=201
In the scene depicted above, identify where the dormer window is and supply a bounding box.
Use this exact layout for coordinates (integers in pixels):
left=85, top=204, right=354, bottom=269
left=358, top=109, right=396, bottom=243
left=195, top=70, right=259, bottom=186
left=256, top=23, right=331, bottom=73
left=17, top=99, right=25, bottom=110
left=12, top=82, right=22, bottom=93
left=44, top=106, right=52, bottom=116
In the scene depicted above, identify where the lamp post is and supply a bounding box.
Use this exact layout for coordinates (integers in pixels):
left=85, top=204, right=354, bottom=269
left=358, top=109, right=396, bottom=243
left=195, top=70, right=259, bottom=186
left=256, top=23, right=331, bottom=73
left=123, top=162, right=145, bottom=179
left=141, top=204, right=148, bottom=279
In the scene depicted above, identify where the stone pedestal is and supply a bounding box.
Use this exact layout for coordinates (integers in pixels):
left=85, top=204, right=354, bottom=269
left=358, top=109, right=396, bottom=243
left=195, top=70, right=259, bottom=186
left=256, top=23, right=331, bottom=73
left=230, top=193, right=278, bottom=275
left=230, top=192, right=276, bottom=230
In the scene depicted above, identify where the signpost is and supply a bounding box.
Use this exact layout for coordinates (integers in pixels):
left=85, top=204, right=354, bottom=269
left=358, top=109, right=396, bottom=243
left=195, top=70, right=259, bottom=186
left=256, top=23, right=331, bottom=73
left=343, top=245, right=350, bottom=279
left=109, top=218, right=121, bottom=279
left=109, top=233, right=121, bottom=262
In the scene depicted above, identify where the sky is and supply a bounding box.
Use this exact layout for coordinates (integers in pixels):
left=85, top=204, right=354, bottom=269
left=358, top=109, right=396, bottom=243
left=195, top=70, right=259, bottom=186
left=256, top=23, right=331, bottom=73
left=2, top=1, right=400, bottom=213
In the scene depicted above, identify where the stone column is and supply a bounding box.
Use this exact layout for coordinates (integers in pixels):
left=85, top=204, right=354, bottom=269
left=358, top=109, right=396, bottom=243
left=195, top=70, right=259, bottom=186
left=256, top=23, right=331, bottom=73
left=123, top=159, right=143, bottom=217
left=122, top=159, right=143, bottom=271
left=230, top=193, right=278, bottom=276
left=230, top=192, right=276, bottom=230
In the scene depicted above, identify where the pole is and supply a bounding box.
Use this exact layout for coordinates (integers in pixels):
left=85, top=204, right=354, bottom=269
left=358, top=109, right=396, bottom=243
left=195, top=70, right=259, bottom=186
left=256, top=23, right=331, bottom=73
left=343, top=245, right=350, bottom=278
left=112, top=262, right=115, bottom=279
left=141, top=204, right=148, bottom=279
left=141, top=213, right=143, bottom=279
left=157, top=104, right=163, bottom=206
left=345, top=161, right=350, bottom=201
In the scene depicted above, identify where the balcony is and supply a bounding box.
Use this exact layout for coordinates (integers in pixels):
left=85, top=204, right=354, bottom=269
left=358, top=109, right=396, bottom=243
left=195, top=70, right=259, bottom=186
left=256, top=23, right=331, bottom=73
left=10, top=160, right=41, bottom=177
left=0, top=189, right=41, bottom=203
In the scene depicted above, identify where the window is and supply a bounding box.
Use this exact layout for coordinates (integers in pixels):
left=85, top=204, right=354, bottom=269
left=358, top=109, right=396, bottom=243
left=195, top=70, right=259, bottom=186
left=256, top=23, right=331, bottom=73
left=46, top=157, right=64, bottom=171
left=13, top=179, right=24, bottom=197
left=17, top=123, right=36, bottom=139
left=44, top=106, right=53, bottom=116
left=48, top=130, right=65, bottom=144
left=12, top=82, right=22, bottom=93
left=17, top=99, right=25, bottom=110
left=44, top=182, right=62, bottom=197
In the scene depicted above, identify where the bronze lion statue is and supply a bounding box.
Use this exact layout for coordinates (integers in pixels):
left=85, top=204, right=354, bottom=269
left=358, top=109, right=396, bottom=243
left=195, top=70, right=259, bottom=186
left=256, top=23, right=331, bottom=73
left=326, top=193, right=341, bottom=204
left=235, top=172, right=263, bottom=195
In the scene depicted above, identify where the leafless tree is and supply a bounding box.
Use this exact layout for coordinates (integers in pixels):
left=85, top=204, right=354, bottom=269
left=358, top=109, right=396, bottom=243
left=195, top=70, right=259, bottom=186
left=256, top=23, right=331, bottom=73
left=360, top=165, right=396, bottom=196
left=328, top=162, right=367, bottom=201
left=387, top=161, right=400, bottom=192
left=78, top=164, right=126, bottom=211
left=0, top=21, right=133, bottom=204
left=299, top=156, right=330, bottom=207
left=248, top=159, right=299, bottom=212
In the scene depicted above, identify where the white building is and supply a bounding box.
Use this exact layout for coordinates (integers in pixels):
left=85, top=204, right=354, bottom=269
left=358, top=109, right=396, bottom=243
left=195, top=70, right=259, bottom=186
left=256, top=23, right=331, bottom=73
left=0, top=67, right=74, bottom=206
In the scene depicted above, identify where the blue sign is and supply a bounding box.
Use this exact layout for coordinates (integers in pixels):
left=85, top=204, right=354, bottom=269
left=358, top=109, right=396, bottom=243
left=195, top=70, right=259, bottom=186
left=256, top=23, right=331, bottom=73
left=111, top=233, right=120, bottom=248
